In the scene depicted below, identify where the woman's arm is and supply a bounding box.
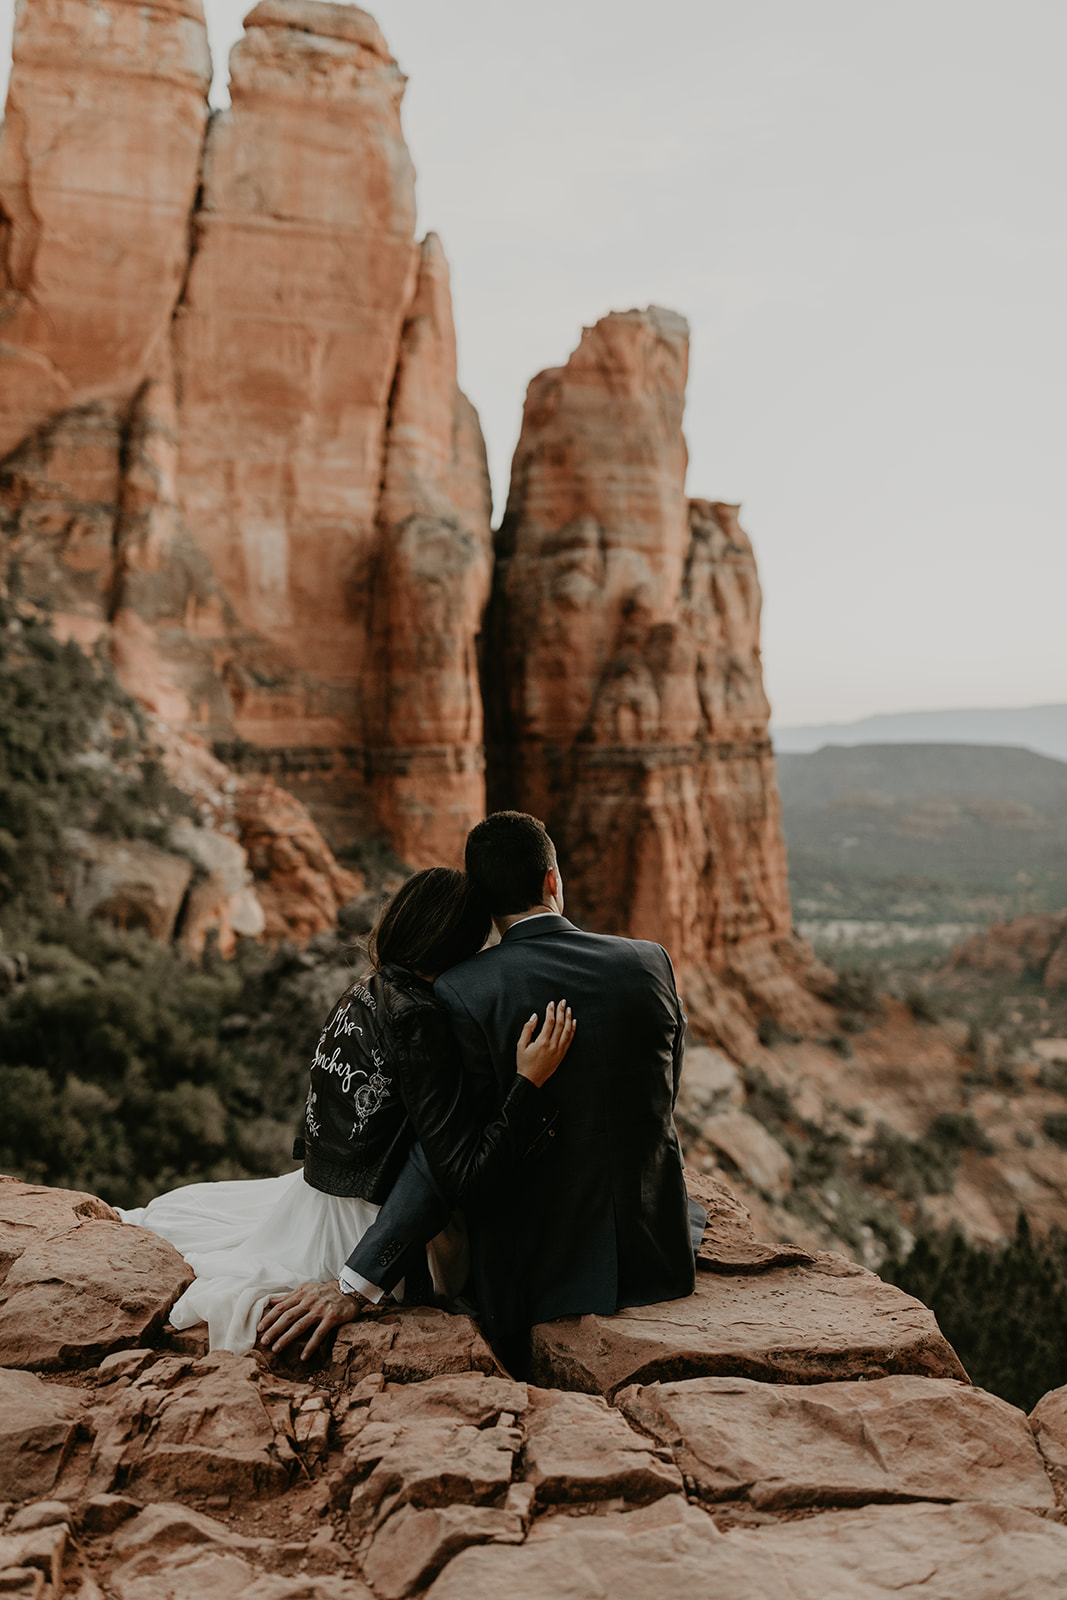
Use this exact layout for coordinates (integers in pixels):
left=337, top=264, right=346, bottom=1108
left=391, top=1000, right=575, bottom=1206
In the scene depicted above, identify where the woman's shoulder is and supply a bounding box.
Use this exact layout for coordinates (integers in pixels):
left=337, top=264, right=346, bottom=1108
left=320, top=969, right=383, bottom=1027
left=377, top=964, right=440, bottom=1022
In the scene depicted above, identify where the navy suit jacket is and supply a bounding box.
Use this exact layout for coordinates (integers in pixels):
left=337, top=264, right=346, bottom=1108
left=433, top=914, right=696, bottom=1343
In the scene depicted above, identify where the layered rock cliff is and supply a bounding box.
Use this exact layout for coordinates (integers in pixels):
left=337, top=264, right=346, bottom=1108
left=1, top=0, right=827, bottom=1057
left=488, top=308, right=828, bottom=1052
left=1, top=0, right=492, bottom=872
left=0, top=0, right=212, bottom=459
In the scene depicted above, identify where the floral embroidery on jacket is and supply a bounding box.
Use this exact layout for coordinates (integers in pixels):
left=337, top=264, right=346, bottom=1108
left=350, top=1068, right=391, bottom=1136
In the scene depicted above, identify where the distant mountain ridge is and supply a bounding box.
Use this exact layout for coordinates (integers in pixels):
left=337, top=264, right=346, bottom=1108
left=772, top=704, right=1067, bottom=764
left=777, top=742, right=1067, bottom=813
left=777, top=741, right=1067, bottom=926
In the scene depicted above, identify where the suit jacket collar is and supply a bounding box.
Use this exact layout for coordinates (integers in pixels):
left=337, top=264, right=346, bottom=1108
left=499, top=913, right=575, bottom=944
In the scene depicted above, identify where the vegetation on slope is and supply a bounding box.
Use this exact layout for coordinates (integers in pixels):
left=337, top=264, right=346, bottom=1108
left=883, top=1217, right=1067, bottom=1412
left=0, top=917, right=337, bottom=1207
left=0, top=594, right=195, bottom=919
left=0, top=598, right=351, bottom=1206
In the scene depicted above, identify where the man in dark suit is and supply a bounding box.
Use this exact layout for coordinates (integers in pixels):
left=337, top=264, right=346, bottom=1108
left=437, top=810, right=699, bottom=1353
left=301, top=810, right=701, bottom=1366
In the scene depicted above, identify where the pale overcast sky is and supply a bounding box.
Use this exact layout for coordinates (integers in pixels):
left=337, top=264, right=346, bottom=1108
left=1, top=0, right=1064, bottom=724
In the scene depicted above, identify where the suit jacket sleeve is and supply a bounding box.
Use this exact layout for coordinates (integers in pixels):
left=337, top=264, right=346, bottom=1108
left=390, top=1003, right=553, bottom=1204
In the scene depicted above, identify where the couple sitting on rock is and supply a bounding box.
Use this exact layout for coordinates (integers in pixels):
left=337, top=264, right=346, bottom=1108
left=123, top=810, right=705, bottom=1374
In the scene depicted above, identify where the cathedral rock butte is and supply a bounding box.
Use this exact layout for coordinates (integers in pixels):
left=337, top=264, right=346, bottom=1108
left=0, top=0, right=826, bottom=1050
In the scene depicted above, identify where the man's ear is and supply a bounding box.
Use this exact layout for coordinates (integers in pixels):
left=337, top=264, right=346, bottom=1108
left=544, top=864, right=559, bottom=901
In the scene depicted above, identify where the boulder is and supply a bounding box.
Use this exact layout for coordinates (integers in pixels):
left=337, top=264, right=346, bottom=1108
left=0, top=1373, right=83, bottom=1498
left=5, top=1504, right=70, bottom=1534
left=521, top=1388, right=683, bottom=1504
left=362, top=1504, right=524, bottom=1600
left=96, top=1351, right=157, bottom=1386
left=699, top=1111, right=794, bottom=1200
left=168, top=820, right=266, bottom=958
left=110, top=1502, right=263, bottom=1562
left=108, top=1501, right=371, bottom=1600
left=361, top=1373, right=527, bottom=1428
left=88, top=1352, right=288, bottom=1498
left=65, top=834, right=193, bottom=941
left=346, top=1418, right=521, bottom=1537
left=0, top=1220, right=192, bottom=1371
left=675, top=1046, right=745, bottom=1130
left=619, top=1374, right=1055, bottom=1511
left=425, top=1497, right=1067, bottom=1599
left=1029, top=1384, right=1067, bottom=1504
left=231, top=780, right=363, bottom=943
left=326, top=1306, right=501, bottom=1389
left=0, top=1180, right=119, bottom=1279
left=79, top=1495, right=142, bottom=1535
left=0, top=1524, right=67, bottom=1592
left=684, top=1168, right=813, bottom=1273
left=117, top=1350, right=283, bottom=1497
left=529, top=1256, right=967, bottom=1399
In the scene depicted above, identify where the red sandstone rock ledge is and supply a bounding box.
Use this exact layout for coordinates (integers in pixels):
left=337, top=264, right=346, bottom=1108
left=3, top=1172, right=1067, bottom=1596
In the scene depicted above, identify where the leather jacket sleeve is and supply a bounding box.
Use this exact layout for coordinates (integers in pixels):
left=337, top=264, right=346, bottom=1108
left=659, top=945, right=687, bottom=1106
left=389, top=1002, right=556, bottom=1204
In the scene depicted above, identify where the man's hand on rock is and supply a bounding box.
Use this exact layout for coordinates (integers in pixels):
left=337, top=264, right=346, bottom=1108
left=257, top=1280, right=370, bottom=1360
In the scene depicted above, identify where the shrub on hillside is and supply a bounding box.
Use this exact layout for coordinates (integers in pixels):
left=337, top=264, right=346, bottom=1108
left=883, top=1216, right=1067, bottom=1411
left=0, top=915, right=338, bottom=1206
left=0, top=598, right=193, bottom=926
left=861, top=1112, right=994, bottom=1201
left=1042, top=1113, right=1067, bottom=1149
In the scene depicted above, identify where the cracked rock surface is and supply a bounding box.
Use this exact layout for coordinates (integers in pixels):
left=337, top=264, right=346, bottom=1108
left=3, top=1175, right=1067, bottom=1597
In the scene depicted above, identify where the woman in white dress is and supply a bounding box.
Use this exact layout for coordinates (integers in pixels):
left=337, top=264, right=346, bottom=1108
left=120, top=868, right=574, bottom=1357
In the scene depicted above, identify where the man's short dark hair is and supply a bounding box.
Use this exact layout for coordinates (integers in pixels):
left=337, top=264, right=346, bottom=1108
left=465, top=811, right=556, bottom=916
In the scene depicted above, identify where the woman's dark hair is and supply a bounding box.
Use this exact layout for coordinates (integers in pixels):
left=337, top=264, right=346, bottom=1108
left=465, top=810, right=555, bottom=916
left=368, top=868, right=491, bottom=975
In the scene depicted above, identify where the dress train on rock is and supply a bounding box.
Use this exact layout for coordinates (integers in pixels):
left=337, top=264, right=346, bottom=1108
left=119, top=1168, right=467, bottom=1355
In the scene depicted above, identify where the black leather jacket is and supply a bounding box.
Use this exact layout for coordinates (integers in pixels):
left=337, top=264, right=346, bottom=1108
left=299, top=963, right=553, bottom=1204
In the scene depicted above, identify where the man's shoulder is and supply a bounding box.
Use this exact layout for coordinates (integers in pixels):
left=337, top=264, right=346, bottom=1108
left=569, top=927, right=674, bottom=972
left=434, top=943, right=511, bottom=1005
left=436, top=925, right=672, bottom=994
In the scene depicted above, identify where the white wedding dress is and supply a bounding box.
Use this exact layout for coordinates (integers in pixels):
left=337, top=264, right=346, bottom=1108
left=119, top=1168, right=467, bottom=1355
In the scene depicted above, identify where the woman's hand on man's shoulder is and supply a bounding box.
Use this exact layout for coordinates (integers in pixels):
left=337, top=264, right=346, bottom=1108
left=516, top=999, right=576, bottom=1088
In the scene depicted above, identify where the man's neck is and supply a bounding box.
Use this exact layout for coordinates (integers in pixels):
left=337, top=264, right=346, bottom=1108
left=494, top=904, right=560, bottom=937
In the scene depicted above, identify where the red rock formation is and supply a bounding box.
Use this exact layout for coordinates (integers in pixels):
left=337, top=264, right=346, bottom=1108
left=950, top=912, right=1067, bottom=992
left=0, top=0, right=212, bottom=461
left=370, top=234, right=494, bottom=868
left=489, top=308, right=828, bottom=1053
left=234, top=778, right=363, bottom=941
left=0, top=1, right=822, bottom=998
left=169, top=0, right=417, bottom=762
left=1, top=0, right=494, bottom=890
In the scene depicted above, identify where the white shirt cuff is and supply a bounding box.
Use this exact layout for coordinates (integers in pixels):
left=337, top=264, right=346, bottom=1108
left=338, top=1265, right=384, bottom=1304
